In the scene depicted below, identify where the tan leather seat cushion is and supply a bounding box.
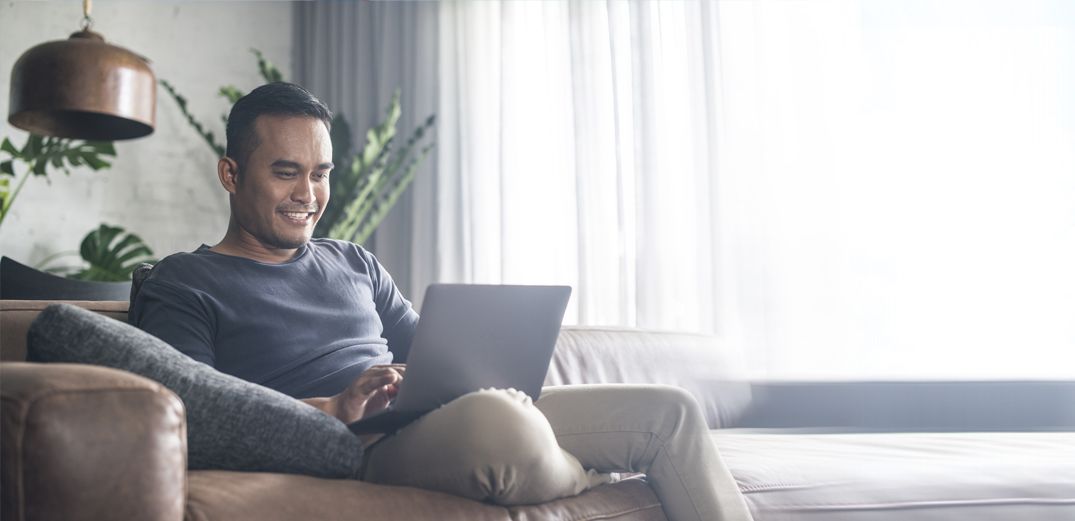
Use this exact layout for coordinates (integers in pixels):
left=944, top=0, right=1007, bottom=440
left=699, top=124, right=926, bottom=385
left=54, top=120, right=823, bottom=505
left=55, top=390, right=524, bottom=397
left=185, top=471, right=665, bottom=521
left=714, top=431, right=1075, bottom=521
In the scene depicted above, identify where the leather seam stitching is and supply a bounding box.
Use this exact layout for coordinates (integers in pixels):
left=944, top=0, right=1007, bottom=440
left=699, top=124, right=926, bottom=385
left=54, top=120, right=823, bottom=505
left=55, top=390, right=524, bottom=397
left=739, top=481, right=837, bottom=493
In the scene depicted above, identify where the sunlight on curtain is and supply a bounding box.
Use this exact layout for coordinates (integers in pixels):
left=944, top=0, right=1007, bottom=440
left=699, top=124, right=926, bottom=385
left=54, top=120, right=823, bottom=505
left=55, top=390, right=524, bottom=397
left=716, top=0, right=1075, bottom=379
left=438, top=1, right=723, bottom=332
left=437, top=0, right=1075, bottom=379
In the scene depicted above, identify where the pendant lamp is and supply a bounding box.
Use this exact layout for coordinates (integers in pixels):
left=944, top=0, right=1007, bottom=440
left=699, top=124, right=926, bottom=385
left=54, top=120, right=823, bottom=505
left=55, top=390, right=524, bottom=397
left=7, top=0, right=156, bottom=141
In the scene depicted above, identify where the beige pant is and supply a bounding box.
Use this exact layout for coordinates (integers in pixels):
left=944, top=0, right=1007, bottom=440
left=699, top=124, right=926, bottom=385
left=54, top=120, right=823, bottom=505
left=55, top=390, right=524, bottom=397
left=362, top=384, right=752, bottom=521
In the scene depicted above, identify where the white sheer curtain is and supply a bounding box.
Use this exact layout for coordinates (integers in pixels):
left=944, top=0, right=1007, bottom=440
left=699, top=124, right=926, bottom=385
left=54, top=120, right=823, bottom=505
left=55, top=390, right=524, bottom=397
left=712, top=0, right=1075, bottom=379
left=437, top=1, right=724, bottom=333
left=435, top=0, right=1075, bottom=379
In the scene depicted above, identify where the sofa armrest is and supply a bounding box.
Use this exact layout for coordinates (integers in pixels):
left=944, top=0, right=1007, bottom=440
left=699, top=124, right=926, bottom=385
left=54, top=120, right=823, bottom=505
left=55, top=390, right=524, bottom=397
left=1, top=362, right=186, bottom=521
left=727, top=380, right=1075, bottom=432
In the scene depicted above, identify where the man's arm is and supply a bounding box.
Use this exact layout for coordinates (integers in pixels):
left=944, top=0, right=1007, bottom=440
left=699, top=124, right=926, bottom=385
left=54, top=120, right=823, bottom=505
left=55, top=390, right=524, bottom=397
left=300, top=396, right=340, bottom=417
left=129, top=278, right=217, bottom=366
left=362, top=248, right=419, bottom=362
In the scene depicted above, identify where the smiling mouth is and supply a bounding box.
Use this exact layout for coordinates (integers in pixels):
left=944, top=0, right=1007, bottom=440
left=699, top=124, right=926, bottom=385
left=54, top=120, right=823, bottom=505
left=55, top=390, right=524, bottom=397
left=280, top=210, right=316, bottom=224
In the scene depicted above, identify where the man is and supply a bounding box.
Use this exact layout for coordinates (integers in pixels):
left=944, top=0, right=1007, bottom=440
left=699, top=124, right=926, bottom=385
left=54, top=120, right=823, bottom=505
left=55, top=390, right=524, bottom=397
left=130, top=82, right=749, bottom=521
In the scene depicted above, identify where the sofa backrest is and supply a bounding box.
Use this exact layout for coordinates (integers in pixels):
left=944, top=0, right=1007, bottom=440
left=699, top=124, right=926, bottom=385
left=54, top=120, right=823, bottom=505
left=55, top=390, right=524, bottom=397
left=0, top=300, right=129, bottom=362
left=0, top=301, right=747, bottom=428
left=547, top=326, right=749, bottom=428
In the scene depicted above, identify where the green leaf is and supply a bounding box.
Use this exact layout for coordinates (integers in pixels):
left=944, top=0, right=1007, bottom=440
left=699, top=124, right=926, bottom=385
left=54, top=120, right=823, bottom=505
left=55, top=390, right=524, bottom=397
left=31, top=158, right=48, bottom=177
left=90, top=141, right=116, bottom=155
left=0, top=176, right=10, bottom=209
left=23, top=135, right=42, bottom=157
left=72, top=224, right=155, bottom=281
left=219, top=85, right=244, bottom=104
left=1, top=138, right=17, bottom=156
left=0, top=161, right=13, bottom=176
left=252, top=48, right=284, bottom=83
left=83, top=155, right=107, bottom=170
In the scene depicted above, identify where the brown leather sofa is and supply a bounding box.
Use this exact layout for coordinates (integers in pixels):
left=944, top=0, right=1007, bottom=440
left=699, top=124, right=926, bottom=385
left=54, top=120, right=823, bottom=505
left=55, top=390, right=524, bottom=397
left=3, top=299, right=735, bottom=521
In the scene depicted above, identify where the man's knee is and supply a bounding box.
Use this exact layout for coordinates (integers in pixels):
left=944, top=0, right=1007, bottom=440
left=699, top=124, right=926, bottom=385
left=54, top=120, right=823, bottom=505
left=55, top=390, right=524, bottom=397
left=632, top=385, right=708, bottom=434
left=447, top=389, right=559, bottom=465
left=655, top=385, right=702, bottom=414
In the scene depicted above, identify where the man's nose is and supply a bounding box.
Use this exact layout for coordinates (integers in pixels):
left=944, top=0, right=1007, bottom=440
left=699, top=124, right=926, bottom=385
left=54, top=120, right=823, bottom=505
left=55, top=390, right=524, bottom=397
left=291, top=177, right=315, bottom=203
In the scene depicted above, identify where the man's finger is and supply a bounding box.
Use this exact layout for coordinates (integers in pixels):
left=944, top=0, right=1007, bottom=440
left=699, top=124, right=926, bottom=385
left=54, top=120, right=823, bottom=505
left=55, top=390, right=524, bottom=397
left=372, top=364, right=407, bottom=376
left=360, top=371, right=402, bottom=394
left=367, top=367, right=405, bottom=381
left=368, top=364, right=406, bottom=376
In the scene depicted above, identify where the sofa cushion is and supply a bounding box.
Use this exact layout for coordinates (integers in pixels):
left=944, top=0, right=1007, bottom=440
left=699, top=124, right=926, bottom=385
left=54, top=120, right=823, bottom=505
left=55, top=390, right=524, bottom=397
left=185, top=471, right=509, bottom=521
left=509, top=477, right=667, bottom=521
left=548, top=327, right=750, bottom=428
left=184, top=471, right=665, bottom=521
left=713, top=431, right=1075, bottom=521
left=25, top=303, right=364, bottom=479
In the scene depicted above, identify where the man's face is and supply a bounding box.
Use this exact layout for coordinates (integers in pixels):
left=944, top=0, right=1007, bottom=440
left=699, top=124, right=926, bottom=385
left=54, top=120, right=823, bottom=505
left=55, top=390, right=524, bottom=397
left=229, top=115, right=333, bottom=250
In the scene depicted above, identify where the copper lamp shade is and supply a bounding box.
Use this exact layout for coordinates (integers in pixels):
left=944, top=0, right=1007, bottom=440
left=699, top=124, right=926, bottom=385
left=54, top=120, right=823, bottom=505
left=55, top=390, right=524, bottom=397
left=8, top=30, right=156, bottom=141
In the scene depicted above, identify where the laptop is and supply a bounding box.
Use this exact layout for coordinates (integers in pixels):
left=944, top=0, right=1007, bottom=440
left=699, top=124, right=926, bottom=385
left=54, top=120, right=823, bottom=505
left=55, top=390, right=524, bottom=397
left=348, top=283, right=571, bottom=435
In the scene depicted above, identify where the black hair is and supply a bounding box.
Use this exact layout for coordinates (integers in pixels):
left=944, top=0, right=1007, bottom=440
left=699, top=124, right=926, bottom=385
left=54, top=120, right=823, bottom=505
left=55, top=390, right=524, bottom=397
left=224, top=82, right=333, bottom=167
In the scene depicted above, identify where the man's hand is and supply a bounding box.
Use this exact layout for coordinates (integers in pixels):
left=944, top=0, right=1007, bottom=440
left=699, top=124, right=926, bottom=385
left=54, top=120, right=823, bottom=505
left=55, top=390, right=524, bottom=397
left=302, top=364, right=406, bottom=425
left=336, top=364, right=406, bottom=423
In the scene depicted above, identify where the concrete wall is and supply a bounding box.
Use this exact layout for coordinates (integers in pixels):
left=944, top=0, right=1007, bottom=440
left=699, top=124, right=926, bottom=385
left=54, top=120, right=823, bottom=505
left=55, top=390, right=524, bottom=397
left=0, top=1, right=293, bottom=269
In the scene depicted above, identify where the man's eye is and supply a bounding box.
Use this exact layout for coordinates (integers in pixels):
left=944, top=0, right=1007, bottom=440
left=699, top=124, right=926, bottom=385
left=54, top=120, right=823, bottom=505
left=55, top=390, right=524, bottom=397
left=275, top=171, right=298, bottom=178
left=316, top=172, right=331, bottom=180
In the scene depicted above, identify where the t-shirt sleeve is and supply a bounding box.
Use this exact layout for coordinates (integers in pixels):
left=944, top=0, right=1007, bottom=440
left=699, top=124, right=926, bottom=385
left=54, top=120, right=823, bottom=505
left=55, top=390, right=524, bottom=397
left=129, top=279, right=217, bottom=367
left=362, top=250, right=419, bottom=363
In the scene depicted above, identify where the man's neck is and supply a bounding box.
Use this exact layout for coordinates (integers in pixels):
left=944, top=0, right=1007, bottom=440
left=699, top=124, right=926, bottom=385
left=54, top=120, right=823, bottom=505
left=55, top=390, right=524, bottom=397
left=211, top=222, right=302, bottom=264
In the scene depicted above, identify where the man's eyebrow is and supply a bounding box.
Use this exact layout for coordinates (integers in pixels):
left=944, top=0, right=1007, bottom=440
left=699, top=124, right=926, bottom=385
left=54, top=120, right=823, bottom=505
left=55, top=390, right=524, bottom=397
left=270, top=160, right=334, bottom=170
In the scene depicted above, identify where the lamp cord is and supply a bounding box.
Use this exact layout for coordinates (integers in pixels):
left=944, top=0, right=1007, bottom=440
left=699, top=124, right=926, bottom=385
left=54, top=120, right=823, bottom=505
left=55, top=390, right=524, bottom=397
left=80, top=0, right=93, bottom=31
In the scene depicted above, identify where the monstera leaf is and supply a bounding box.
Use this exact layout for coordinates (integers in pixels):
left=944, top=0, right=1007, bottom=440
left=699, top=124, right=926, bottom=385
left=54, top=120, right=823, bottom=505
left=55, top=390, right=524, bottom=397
left=68, top=224, right=156, bottom=282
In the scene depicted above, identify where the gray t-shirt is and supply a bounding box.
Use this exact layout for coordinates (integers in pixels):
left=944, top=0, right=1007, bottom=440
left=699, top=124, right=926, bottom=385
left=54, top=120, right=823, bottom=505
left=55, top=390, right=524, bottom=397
left=129, top=239, right=419, bottom=399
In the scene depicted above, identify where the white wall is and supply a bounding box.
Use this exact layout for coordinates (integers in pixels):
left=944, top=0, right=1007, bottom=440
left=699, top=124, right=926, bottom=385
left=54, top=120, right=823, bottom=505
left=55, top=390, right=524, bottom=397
left=0, top=1, right=293, bottom=267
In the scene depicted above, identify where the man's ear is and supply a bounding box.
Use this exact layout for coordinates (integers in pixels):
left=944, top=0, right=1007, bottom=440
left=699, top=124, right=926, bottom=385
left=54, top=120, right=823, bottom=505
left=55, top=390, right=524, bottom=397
left=218, top=157, right=240, bottom=194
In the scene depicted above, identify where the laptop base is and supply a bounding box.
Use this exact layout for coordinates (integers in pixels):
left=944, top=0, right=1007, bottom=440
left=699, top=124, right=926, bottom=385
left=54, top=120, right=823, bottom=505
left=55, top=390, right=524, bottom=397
left=348, top=409, right=426, bottom=435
